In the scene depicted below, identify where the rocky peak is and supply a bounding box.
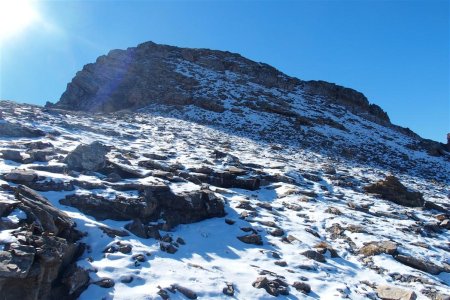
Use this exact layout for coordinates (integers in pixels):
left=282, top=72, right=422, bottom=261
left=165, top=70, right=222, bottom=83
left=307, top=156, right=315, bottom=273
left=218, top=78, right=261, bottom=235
left=52, top=41, right=389, bottom=124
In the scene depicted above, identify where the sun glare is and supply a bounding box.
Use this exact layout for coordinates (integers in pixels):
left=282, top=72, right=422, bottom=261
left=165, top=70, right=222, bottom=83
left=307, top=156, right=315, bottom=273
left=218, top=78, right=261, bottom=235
left=0, top=0, right=39, bottom=41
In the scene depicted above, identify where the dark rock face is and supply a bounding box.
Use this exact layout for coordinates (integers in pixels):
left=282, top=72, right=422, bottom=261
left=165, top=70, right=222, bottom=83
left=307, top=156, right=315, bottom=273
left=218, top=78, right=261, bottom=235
left=52, top=41, right=389, bottom=126
left=64, top=141, right=109, bottom=172
left=364, top=176, right=425, bottom=207
left=0, top=185, right=87, bottom=300
left=54, top=42, right=300, bottom=113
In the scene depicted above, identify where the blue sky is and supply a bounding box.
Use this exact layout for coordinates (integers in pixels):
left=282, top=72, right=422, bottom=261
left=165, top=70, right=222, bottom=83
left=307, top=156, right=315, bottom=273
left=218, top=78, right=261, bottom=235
left=0, top=0, right=448, bottom=142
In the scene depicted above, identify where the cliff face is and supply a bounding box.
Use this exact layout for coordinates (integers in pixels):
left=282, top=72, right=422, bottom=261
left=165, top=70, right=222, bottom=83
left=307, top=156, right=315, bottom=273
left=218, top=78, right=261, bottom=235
left=54, top=41, right=390, bottom=124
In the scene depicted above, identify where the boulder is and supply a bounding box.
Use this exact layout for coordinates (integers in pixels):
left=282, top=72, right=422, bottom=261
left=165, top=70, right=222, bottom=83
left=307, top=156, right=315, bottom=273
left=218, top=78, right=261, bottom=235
left=376, top=285, right=417, bottom=300
left=364, top=176, right=424, bottom=207
left=301, top=250, right=326, bottom=263
left=394, top=254, right=443, bottom=275
left=359, top=241, right=397, bottom=256
left=237, top=234, right=263, bottom=245
left=292, top=281, right=311, bottom=294
left=252, top=276, right=289, bottom=297
left=64, top=141, right=109, bottom=172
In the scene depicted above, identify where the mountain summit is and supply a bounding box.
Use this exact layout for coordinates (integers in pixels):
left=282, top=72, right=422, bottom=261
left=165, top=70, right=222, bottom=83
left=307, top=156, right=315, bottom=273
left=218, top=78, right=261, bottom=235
left=54, top=41, right=389, bottom=123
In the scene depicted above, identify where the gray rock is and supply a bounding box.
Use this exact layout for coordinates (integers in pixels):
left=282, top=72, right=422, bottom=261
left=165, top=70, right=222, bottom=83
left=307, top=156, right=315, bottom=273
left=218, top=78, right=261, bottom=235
left=1, top=150, right=23, bottom=163
left=301, top=250, right=326, bottom=263
left=64, top=141, right=109, bottom=172
left=237, top=234, right=263, bottom=245
left=3, top=170, right=38, bottom=183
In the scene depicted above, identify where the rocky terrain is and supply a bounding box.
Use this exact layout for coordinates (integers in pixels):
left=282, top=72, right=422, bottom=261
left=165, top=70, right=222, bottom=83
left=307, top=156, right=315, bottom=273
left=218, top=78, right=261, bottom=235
left=0, top=42, right=449, bottom=299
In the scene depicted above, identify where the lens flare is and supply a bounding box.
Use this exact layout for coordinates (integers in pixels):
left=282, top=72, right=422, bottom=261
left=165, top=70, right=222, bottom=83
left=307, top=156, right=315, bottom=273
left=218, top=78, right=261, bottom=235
left=0, top=0, right=39, bottom=41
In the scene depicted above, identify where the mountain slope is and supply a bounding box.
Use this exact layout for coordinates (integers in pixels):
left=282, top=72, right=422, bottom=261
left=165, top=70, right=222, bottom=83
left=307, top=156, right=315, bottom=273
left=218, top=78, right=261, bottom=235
left=0, top=100, right=449, bottom=300
left=0, top=42, right=449, bottom=300
left=49, top=41, right=449, bottom=183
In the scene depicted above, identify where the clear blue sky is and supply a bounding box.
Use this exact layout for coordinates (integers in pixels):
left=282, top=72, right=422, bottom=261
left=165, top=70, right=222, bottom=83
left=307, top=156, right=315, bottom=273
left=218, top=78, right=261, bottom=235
left=0, top=0, right=449, bottom=142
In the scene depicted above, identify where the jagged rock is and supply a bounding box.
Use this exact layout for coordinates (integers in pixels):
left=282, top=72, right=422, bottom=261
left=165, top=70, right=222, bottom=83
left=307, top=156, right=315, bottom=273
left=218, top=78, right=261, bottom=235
left=394, top=254, right=443, bottom=275
left=64, top=141, right=109, bottom=172
left=222, top=282, right=234, bottom=296
left=252, top=276, right=289, bottom=296
left=301, top=250, right=326, bottom=263
left=364, top=175, right=424, bottom=207
left=359, top=241, right=397, bottom=256
left=237, top=234, right=263, bottom=245
left=376, top=285, right=417, bottom=300
left=0, top=185, right=86, bottom=300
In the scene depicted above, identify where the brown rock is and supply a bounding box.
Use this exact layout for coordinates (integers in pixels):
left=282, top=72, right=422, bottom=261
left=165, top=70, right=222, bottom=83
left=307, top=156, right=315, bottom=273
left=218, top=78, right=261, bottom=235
left=376, top=285, right=417, bottom=300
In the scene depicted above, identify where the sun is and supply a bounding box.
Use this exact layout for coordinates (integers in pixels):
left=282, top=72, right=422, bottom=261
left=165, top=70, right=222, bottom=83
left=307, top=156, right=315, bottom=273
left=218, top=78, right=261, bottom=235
left=0, top=0, right=39, bottom=41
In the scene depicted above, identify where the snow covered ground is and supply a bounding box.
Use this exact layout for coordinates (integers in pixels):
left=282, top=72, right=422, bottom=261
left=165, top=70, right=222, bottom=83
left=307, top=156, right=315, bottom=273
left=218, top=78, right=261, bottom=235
left=0, top=101, right=449, bottom=299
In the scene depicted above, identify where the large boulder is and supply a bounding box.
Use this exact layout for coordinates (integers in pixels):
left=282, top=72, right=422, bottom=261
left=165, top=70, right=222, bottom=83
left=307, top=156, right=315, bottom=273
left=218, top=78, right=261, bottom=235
left=364, top=176, right=424, bottom=207
left=64, top=141, right=109, bottom=172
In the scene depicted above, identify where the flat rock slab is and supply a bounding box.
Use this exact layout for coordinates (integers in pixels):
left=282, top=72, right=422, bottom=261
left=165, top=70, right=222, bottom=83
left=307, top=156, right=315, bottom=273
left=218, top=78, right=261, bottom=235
left=376, top=285, right=417, bottom=300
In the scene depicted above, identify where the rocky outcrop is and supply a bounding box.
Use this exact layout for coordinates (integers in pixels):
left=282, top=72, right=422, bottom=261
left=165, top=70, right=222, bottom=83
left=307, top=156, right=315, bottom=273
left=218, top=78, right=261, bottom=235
left=0, top=185, right=87, bottom=300
left=303, top=80, right=390, bottom=124
left=53, top=42, right=300, bottom=113
left=364, top=176, right=425, bottom=207
left=60, top=187, right=225, bottom=231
